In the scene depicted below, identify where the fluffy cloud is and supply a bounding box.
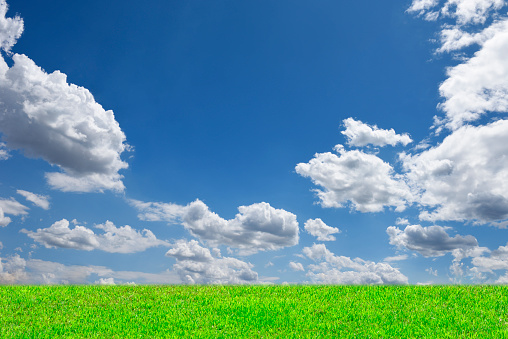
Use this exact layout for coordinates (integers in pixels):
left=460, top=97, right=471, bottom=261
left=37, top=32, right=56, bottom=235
left=296, top=145, right=413, bottom=212
left=17, top=190, right=49, bottom=210
left=341, top=118, right=412, bottom=147
left=0, top=0, right=23, bottom=53
left=132, top=199, right=300, bottom=255
left=471, top=244, right=508, bottom=272
left=289, top=261, right=305, bottom=271
left=409, top=0, right=508, bottom=129
left=302, top=244, right=408, bottom=284
left=0, top=254, right=181, bottom=284
left=166, top=240, right=259, bottom=284
left=387, top=224, right=478, bottom=257
left=402, top=120, right=508, bottom=225
left=439, top=22, right=508, bottom=129
left=22, top=219, right=168, bottom=253
left=0, top=5, right=128, bottom=193
left=0, top=208, right=11, bottom=227
left=304, top=218, right=340, bottom=241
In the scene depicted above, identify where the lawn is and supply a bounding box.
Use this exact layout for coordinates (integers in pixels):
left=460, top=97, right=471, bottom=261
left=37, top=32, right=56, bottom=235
left=0, top=285, right=507, bottom=338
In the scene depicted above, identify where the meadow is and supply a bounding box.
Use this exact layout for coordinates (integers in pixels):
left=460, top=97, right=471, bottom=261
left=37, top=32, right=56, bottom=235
left=0, top=285, right=507, bottom=338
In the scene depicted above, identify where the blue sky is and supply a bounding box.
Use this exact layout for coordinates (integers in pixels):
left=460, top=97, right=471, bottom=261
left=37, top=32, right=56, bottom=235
left=1, top=0, right=508, bottom=285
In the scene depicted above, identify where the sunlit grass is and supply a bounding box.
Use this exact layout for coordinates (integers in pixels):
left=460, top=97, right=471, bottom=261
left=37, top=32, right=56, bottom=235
left=0, top=285, right=507, bottom=338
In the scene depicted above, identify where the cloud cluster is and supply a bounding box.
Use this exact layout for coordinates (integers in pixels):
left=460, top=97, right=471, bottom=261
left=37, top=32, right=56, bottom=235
left=304, top=218, right=340, bottom=241
left=0, top=2, right=129, bottom=193
left=22, top=219, right=168, bottom=253
left=133, top=199, right=300, bottom=255
left=302, top=244, right=408, bottom=284
left=409, top=0, right=508, bottom=129
left=408, top=0, right=506, bottom=24
left=296, top=145, right=413, bottom=212
left=341, top=118, right=412, bottom=147
left=165, top=240, right=259, bottom=284
left=0, top=254, right=181, bottom=284
left=387, top=224, right=478, bottom=257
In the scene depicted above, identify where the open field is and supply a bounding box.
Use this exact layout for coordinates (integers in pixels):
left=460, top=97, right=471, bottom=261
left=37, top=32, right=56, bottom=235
left=0, top=285, right=507, bottom=338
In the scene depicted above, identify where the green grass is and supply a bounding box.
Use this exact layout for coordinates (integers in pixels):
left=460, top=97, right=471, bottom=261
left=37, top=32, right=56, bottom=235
left=0, top=285, right=507, bottom=338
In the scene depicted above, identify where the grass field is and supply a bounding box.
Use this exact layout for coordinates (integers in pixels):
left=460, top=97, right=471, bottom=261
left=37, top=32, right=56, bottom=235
left=0, top=285, right=507, bottom=338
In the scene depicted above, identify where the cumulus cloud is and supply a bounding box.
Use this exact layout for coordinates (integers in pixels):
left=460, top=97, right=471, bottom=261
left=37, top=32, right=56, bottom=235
left=95, top=277, right=115, bottom=285
left=296, top=145, right=413, bottom=213
left=0, top=254, right=181, bottom=284
left=302, top=243, right=408, bottom=284
left=289, top=261, right=305, bottom=271
left=22, top=219, right=168, bottom=253
left=0, top=4, right=129, bottom=193
left=0, top=0, right=23, bottom=53
left=471, top=244, right=508, bottom=272
left=341, top=118, right=412, bottom=147
left=132, top=199, right=300, bottom=255
left=304, top=218, right=340, bottom=241
left=17, top=190, right=49, bottom=210
left=387, top=224, right=478, bottom=257
left=402, top=120, right=508, bottom=225
left=0, top=208, right=11, bottom=227
left=165, top=240, right=259, bottom=284
left=409, top=0, right=508, bottom=129
left=439, top=22, right=508, bottom=129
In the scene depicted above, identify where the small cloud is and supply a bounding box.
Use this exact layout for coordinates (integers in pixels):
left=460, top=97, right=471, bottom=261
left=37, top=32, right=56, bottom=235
left=17, top=190, right=50, bottom=210
left=383, top=254, right=408, bottom=262
left=289, top=261, right=305, bottom=272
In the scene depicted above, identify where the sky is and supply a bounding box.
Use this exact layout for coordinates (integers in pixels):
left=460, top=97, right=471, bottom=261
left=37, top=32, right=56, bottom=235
left=1, top=0, right=508, bottom=285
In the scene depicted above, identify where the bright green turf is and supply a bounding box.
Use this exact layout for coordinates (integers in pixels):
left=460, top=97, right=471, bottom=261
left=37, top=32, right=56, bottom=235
left=0, top=285, right=507, bottom=338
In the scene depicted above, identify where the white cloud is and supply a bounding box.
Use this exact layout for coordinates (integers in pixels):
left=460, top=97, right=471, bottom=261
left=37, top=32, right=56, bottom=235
left=341, top=118, right=412, bottom=147
left=0, top=207, right=11, bottom=227
left=304, top=218, right=340, bottom=241
left=289, top=261, right=305, bottom=271
left=407, top=0, right=439, bottom=16
left=0, top=197, right=28, bottom=216
left=402, top=120, right=508, bottom=224
left=16, top=190, right=49, bottom=210
left=438, top=21, right=508, bottom=129
left=166, top=240, right=260, bottom=284
left=0, top=6, right=128, bottom=193
left=387, top=224, right=479, bottom=257
left=22, top=219, right=168, bottom=253
left=0, top=142, right=9, bottom=160
left=129, top=199, right=185, bottom=223
left=471, top=243, right=508, bottom=272
left=95, top=277, right=116, bottom=285
left=0, top=0, right=23, bottom=53
left=132, top=199, right=300, bottom=255
left=383, top=254, right=409, bottom=262
left=409, top=0, right=506, bottom=25
left=441, top=0, right=506, bottom=25
left=0, top=254, right=181, bottom=284
left=426, top=267, right=438, bottom=276
left=302, top=243, right=408, bottom=284
left=296, top=146, right=413, bottom=212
